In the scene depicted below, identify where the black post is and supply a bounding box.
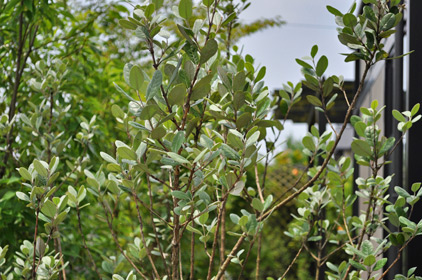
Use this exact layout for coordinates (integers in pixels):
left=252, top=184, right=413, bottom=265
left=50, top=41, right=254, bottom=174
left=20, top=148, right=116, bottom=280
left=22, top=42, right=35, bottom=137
left=353, top=59, right=361, bottom=218
left=384, top=8, right=405, bottom=278
left=407, top=0, right=422, bottom=275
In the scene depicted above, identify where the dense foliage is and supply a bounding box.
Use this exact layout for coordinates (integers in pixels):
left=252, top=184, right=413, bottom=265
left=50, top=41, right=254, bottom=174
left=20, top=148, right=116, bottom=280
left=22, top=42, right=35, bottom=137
left=1, top=0, right=422, bottom=279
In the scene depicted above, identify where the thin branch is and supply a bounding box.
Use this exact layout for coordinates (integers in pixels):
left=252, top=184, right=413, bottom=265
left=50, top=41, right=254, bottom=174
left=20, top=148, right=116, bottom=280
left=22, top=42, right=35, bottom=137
left=255, top=232, right=262, bottom=280
left=215, top=234, right=247, bottom=280
left=261, top=59, right=373, bottom=221
left=341, top=87, right=351, bottom=108
left=180, top=0, right=220, bottom=130
left=76, top=205, right=102, bottom=279
left=32, top=207, right=40, bottom=279
left=55, top=232, right=67, bottom=280
left=280, top=243, right=304, bottom=279
left=206, top=199, right=228, bottom=280
left=189, top=231, right=195, bottom=280
left=100, top=201, right=147, bottom=279
left=254, top=165, right=265, bottom=203
left=145, top=174, right=171, bottom=276
left=132, top=190, right=161, bottom=279
left=237, top=233, right=258, bottom=280
left=321, top=236, right=359, bottom=265
left=216, top=54, right=375, bottom=279
left=376, top=236, right=413, bottom=280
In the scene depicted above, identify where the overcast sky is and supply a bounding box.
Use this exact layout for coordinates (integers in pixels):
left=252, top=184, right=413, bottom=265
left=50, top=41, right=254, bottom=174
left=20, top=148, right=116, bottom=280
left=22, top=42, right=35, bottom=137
left=237, top=0, right=355, bottom=89
left=236, top=0, right=356, bottom=142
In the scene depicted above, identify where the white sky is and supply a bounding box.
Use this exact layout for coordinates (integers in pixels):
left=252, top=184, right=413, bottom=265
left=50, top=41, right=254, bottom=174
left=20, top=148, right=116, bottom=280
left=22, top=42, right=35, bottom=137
left=237, top=0, right=356, bottom=89
left=236, top=0, right=356, bottom=142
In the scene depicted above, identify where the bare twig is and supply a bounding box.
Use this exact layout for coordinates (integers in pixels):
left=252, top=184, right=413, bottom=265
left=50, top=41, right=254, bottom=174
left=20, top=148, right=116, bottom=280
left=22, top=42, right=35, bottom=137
left=32, top=207, right=40, bottom=279
left=215, top=234, right=247, bottom=280
left=76, top=205, right=102, bottom=279
left=132, top=190, right=161, bottom=279
left=280, top=243, right=304, bottom=279
left=100, top=201, right=147, bottom=279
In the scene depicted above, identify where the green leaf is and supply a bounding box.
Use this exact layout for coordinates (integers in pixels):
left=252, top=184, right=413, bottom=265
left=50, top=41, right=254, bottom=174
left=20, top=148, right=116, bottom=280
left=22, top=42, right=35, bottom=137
left=295, top=59, right=313, bottom=69
left=167, top=152, right=190, bottom=164
left=351, top=139, right=372, bottom=157
left=263, top=195, right=273, bottom=211
left=364, top=255, right=376, bottom=266
left=233, top=71, right=246, bottom=92
left=306, top=95, right=322, bottom=107
left=77, top=186, right=87, bottom=203
left=202, top=0, right=213, bottom=7
left=198, top=212, right=209, bottom=225
left=326, top=5, right=343, bottom=17
left=168, top=84, right=186, bottom=106
left=411, top=183, right=421, bottom=193
left=172, top=131, right=185, bottom=152
left=111, top=104, right=125, bottom=119
left=373, top=258, right=387, bottom=271
left=246, top=131, right=260, bottom=148
left=193, top=149, right=208, bottom=163
left=411, top=103, right=420, bottom=116
left=255, top=66, right=266, bottom=82
left=140, top=104, right=160, bottom=120
left=349, top=259, right=366, bottom=271
left=187, top=225, right=202, bottom=235
left=362, top=240, right=373, bottom=256
left=239, top=215, right=248, bottom=226
left=252, top=198, right=264, bottom=212
left=233, top=92, right=246, bottom=110
left=129, top=65, right=144, bottom=90
left=179, top=0, right=192, bottom=20
left=354, top=121, right=367, bottom=138
left=18, top=167, right=32, bottom=181
left=178, top=26, right=195, bottom=45
left=230, top=181, right=245, bottom=196
left=363, top=6, right=376, bottom=22
left=142, top=4, right=154, bottom=19
left=171, top=190, right=190, bottom=200
left=379, top=137, right=395, bottom=155
left=343, top=13, right=357, bottom=27
left=134, top=9, right=145, bottom=20
left=395, top=186, right=410, bottom=198
left=146, top=70, right=163, bottom=101
left=191, top=74, right=212, bottom=100
left=392, top=109, right=406, bottom=122
left=41, top=200, right=57, bottom=219
left=227, top=131, right=244, bottom=150
left=311, top=45, right=318, bottom=58
left=236, top=112, right=252, bottom=129
left=380, top=13, right=396, bottom=31
left=114, top=82, right=136, bottom=102
left=100, top=152, right=118, bottom=164
left=129, top=121, right=149, bottom=131
left=119, top=19, right=138, bottom=30
left=322, top=77, right=334, bottom=97
left=302, top=136, right=315, bottom=151
left=308, top=236, right=322, bottom=242
left=316, top=55, right=328, bottom=77
left=34, top=160, right=48, bottom=177
left=200, top=39, right=218, bottom=64
left=117, top=147, right=137, bottom=161
left=113, top=275, right=125, bottom=280
left=152, top=0, right=164, bottom=9
left=151, top=126, right=166, bottom=139
left=220, top=144, right=240, bottom=160
left=230, top=214, right=240, bottom=224
left=16, top=191, right=30, bottom=202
